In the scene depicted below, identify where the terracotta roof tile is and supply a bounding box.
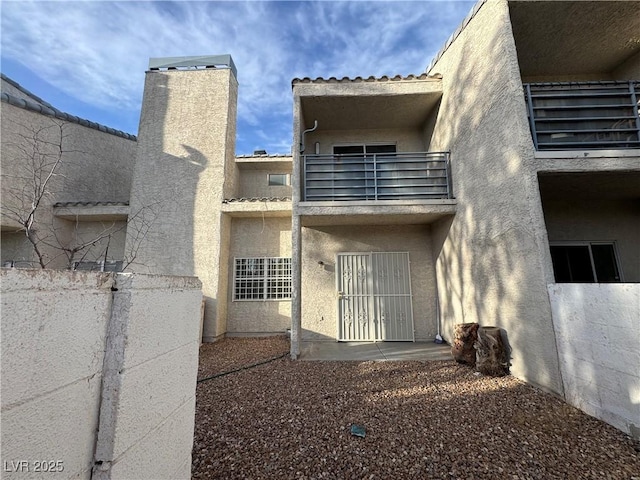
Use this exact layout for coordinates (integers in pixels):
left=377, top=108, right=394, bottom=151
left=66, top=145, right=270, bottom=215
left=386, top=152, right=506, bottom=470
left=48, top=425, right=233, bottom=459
left=53, top=201, right=129, bottom=208
left=222, top=197, right=291, bottom=203
left=292, top=73, right=438, bottom=85
left=235, top=154, right=292, bottom=159
left=1, top=79, right=137, bottom=141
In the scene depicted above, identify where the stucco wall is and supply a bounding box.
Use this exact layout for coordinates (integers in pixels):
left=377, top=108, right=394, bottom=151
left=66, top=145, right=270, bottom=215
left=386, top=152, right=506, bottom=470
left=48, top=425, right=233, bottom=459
left=126, top=67, right=238, bottom=342
left=0, top=269, right=202, bottom=480
left=306, top=128, right=426, bottom=154
left=0, top=218, right=127, bottom=269
left=548, top=283, right=639, bottom=439
left=1, top=231, right=36, bottom=265
left=226, top=217, right=292, bottom=334
left=428, top=0, right=563, bottom=393
left=1, top=102, right=136, bottom=268
left=1, top=103, right=135, bottom=206
left=1, top=76, right=49, bottom=105
left=238, top=169, right=292, bottom=198
left=300, top=224, right=437, bottom=341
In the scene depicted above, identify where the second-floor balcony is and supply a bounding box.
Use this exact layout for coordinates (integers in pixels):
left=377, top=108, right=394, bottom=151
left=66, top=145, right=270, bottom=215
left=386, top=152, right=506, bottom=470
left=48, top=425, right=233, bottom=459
left=302, top=152, right=452, bottom=202
left=525, top=81, right=640, bottom=151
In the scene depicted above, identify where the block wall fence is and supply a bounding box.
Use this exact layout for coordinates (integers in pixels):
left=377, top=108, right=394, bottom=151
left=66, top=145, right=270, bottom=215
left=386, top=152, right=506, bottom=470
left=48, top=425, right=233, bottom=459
left=548, top=283, right=640, bottom=440
left=1, top=269, right=203, bottom=479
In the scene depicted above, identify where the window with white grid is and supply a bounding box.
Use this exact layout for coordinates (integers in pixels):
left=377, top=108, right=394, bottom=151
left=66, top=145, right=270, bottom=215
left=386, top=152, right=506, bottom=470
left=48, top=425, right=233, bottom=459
left=234, top=257, right=291, bottom=300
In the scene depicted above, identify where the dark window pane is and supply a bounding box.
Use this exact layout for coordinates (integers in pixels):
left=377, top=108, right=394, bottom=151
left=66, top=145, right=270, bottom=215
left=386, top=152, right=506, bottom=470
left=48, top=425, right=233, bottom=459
left=334, top=146, right=364, bottom=154
left=591, top=244, right=621, bottom=282
left=550, top=245, right=594, bottom=282
left=366, top=144, right=397, bottom=153
left=566, top=246, right=595, bottom=282
left=550, top=247, right=572, bottom=282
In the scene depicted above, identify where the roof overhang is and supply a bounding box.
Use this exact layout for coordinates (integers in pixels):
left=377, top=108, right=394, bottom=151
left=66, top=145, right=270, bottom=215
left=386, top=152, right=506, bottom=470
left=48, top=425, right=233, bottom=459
left=297, top=200, right=456, bottom=227
left=295, top=77, right=443, bottom=131
left=53, top=204, right=129, bottom=222
left=509, top=0, right=640, bottom=78
left=538, top=171, right=640, bottom=202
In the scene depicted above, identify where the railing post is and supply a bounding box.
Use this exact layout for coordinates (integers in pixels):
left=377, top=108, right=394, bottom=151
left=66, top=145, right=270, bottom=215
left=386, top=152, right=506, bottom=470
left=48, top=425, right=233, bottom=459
left=446, top=152, right=453, bottom=199
left=630, top=81, right=640, bottom=143
left=301, top=155, right=306, bottom=201
left=524, top=84, right=539, bottom=150
left=373, top=153, right=378, bottom=200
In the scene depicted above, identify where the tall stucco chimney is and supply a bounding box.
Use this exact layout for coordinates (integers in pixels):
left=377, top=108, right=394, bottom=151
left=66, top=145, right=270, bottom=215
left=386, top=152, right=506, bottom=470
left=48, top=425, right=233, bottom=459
left=126, top=55, right=238, bottom=341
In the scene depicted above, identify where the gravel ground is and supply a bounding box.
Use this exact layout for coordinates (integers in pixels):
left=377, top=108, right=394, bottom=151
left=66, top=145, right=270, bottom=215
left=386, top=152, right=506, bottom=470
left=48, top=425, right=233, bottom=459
left=193, top=337, right=639, bottom=479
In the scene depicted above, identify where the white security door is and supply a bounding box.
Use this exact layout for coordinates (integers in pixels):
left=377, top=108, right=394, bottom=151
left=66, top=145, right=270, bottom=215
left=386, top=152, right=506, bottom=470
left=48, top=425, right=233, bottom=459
left=337, top=254, right=374, bottom=341
left=371, top=252, right=414, bottom=341
left=337, top=252, right=414, bottom=341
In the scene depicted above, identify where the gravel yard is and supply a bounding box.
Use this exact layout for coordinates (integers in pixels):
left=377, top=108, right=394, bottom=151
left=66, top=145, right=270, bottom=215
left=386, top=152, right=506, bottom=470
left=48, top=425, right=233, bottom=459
left=193, top=337, right=639, bottom=479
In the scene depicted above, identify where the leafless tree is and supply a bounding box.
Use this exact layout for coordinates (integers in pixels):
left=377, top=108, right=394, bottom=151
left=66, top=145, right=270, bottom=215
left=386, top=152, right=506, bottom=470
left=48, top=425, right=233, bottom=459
left=1, top=118, right=154, bottom=270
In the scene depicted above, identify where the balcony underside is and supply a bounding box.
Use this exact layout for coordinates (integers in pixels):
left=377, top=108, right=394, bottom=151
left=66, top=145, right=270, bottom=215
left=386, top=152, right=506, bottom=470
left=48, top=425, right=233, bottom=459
left=297, top=200, right=456, bottom=227
left=221, top=199, right=292, bottom=218
left=509, top=1, right=640, bottom=78
left=298, top=79, right=442, bottom=131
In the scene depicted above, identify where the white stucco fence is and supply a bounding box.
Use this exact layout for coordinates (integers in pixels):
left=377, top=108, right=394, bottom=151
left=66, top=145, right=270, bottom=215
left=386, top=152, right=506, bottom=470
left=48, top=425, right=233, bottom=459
left=548, top=283, right=640, bottom=439
left=1, top=269, right=202, bottom=479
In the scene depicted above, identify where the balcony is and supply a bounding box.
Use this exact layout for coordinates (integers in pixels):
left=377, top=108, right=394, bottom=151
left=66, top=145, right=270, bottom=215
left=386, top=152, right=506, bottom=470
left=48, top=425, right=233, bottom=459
left=524, top=81, right=640, bottom=151
left=302, top=152, right=452, bottom=202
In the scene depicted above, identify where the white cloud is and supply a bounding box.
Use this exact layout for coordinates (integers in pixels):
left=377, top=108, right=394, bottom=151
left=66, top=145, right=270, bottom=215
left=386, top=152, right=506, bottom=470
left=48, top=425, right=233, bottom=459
left=1, top=1, right=474, bottom=154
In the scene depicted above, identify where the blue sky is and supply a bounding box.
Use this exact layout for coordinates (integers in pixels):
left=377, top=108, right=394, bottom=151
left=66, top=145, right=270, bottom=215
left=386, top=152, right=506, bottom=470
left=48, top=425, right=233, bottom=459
left=1, top=1, right=475, bottom=155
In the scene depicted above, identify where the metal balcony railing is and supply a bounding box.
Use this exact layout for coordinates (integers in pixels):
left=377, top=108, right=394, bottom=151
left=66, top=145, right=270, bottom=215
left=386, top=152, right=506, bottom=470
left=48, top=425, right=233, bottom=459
left=524, top=81, right=640, bottom=150
left=302, top=152, right=452, bottom=201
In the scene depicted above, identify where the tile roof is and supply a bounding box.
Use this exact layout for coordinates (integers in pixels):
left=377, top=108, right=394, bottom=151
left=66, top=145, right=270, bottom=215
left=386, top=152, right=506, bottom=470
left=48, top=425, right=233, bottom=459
left=292, top=73, right=439, bottom=85
left=1, top=73, right=55, bottom=108
left=222, top=197, right=291, bottom=203
left=53, top=201, right=129, bottom=208
left=235, top=154, right=292, bottom=159
left=1, top=75, right=137, bottom=141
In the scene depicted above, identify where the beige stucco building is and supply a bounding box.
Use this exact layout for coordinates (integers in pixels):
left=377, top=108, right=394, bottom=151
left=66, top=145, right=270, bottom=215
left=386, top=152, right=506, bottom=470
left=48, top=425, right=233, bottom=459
left=2, top=0, right=639, bottom=409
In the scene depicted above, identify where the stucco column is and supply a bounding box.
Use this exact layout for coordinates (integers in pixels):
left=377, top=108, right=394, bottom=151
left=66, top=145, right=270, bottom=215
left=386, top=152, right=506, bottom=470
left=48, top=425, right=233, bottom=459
left=290, top=215, right=302, bottom=358
left=126, top=62, right=238, bottom=342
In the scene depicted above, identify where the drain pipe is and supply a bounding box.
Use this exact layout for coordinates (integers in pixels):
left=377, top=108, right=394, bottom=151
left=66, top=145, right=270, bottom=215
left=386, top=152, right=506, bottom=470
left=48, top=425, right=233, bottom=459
left=299, top=120, right=318, bottom=153
left=434, top=282, right=444, bottom=344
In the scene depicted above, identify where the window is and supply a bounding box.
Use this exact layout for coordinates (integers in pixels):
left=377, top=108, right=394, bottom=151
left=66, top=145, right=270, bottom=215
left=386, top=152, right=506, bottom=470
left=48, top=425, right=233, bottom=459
left=233, top=257, right=292, bottom=300
left=268, top=173, right=289, bottom=186
left=550, top=243, right=621, bottom=283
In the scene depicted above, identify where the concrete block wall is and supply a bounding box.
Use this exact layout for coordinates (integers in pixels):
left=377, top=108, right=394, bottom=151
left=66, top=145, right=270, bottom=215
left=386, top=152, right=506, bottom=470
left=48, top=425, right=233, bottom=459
left=0, top=269, right=203, bottom=480
left=548, top=283, right=640, bottom=439
left=1, top=269, right=113, bottom=480
left=93, top=273, right=202, bottom=480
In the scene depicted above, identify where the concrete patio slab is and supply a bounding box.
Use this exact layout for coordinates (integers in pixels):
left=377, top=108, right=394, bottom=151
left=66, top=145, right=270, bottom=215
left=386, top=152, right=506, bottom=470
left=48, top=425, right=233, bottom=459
left=300, top=341, right=452, bottom=361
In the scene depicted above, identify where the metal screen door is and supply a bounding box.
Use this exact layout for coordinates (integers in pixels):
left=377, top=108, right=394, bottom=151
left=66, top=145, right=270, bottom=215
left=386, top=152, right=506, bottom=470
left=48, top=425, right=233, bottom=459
left=336, top=252, right=414, bottom=341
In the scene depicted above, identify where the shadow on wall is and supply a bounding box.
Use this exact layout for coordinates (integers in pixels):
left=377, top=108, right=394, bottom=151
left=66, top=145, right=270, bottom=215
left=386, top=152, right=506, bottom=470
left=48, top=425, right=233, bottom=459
left=127, top=72, right=208, bottom=283
left=428, top=2, right=562, bottom=394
